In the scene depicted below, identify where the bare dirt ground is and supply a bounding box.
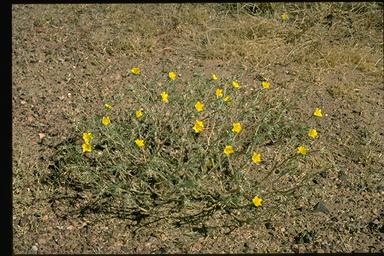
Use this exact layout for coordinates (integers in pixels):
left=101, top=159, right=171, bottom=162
left=12, top=3, right=383, bottom=253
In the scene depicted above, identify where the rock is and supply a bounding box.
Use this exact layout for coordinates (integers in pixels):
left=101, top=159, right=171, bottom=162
left=292, top=244, right=306, bottom=253
left=321, top=241, right=334, bottom=250
left=313, top=201, right=330, bottom=214
left=291, top=244, right=299, bottom=253
left=367, top=219, right=381, bottom=232
left=29, top=245, right=38, bottom=254
left=338, top=171, right=348, bottom=183
left=319, top=170, right=328, bottom=178
left=294, top=230, right=315, bottom=244
left=265, top=222, right=274, bottom=230
left=38, top=133, right=45, bottom=140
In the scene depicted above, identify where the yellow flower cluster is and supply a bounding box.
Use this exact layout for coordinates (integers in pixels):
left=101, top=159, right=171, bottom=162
left=130, top=67, right=140, bottom=75
left=297, top=107, right=324, bottom=156
left=215, top=88, right=223, bottom=98
left=261, top=81, right=270, bottom=89
left=252, top=196, right=263, bottom=207
left=82, top=132, right=93, bottom=144
left=297, top=145, right=307, bottom=155
left=104, top=103, right=112, bottom=110
left=135, top=139, right=144, bottom=148
left=232, top=80, right=240, bottom=89
left=82, top=143, right=91, bottom=153
left=213, top=78, right=240, bottom=102
left=308, top=128, right=317, bottom=139
left=193, top=120, right=204, bottom=133
left=232, top=122, right=241, bottom=133
left=83, top=68, right=327, bottom=210
left=194, top=101, right=204, bottom=112
left=168, top=71, right=176, bottom=80
left=223, top=145, right=234, bottom=155
left=81, top=132, right=93, bottom=153
left=135, top=110, right=143, bottom=119
left=313, top=108, right=323, bottom=117
left=252, top=152, right=261, bottom=164
left=160, top=91, right=168, bottom=103
left=101, top=116, right=110, bottom=126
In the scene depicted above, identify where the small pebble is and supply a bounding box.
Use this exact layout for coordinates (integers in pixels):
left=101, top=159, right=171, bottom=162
left=292, top=244, right=306, bottom=253
left=313, top=201, right=330, bottom=214
left=265, top=222, right=273, bottom=230
left=338, top=171, right=348, bottom=182
left=30, top=245, right=38, bottom=254
left=319, top=170, right=328, bottom=178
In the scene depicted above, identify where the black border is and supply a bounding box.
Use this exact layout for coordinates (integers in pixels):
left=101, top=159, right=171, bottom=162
left=3, top=0, right=12, bottom=255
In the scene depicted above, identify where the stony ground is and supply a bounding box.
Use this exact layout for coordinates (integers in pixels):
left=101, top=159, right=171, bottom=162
left=12, top=3, right=383, bottom=253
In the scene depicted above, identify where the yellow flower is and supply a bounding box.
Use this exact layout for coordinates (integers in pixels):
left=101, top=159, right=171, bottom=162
left=232, top=122, right=241, bottom=133
left=211, top=73, right=218, bottom=80
left=135, top=110, right=143, bottom=119
left=194, top=101, right=204, bottom=112
left=168, top=71, right=176, bottom=80
left=160, top=91, right=168, bottom=103
left=261, top=81, right=270, bottom=89
left=101, top=116, right=110, bottom=126
left=308, top=129, right=318, bottom=139
left=232, top=80, right=240, bottom=89
left=215, top=88, right=223, bottom=98
left=82, top=143, right=92, bottom=153
left=130, top=67, right=140, bottom=75
left=313, top=108, right=323, bottom=117
left=135, top=139, right=144, bottom=148
left=252, top=196, right=263, bottom=207
left=193, top=120, right=204, bottom=133
left=223, top=145, right=234, bottom=155
left=82, top=132, right=93, bottom=144
left=297, top=145, right=308, bottom=155
left=281, top=13, right=288, bottom=21
left=252, top=152, right=261, bottom=164
left=223, top=96, right=231, bottom=102
left=104, top=103, right=112, bottom=110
